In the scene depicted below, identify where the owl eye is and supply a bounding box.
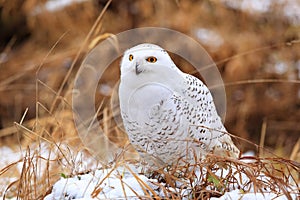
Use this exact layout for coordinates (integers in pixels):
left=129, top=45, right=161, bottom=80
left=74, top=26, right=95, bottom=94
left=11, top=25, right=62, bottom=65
left=129, top=54, right=134, bottom=61
left=146, top=56, right=157, bottom=63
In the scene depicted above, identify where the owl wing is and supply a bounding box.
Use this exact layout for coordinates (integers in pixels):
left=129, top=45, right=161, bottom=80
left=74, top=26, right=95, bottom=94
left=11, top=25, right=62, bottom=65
left=179, top=74, right=224, bottom=131
left=178, top=73, right=240, bottom=157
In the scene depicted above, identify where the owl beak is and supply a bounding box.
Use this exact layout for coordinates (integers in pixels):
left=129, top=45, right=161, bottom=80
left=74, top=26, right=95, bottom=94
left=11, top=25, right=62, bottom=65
left=135, top=63, right=143, bottom=75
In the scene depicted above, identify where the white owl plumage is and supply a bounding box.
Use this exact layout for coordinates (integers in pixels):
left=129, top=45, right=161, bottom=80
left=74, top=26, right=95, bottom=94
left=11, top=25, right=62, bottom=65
left=119, top=43, right=239, bottom=167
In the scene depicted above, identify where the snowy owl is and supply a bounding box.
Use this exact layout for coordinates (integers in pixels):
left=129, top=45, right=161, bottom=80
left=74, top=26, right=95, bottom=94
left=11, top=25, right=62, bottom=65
left=119, top=43, right=239, bottom=167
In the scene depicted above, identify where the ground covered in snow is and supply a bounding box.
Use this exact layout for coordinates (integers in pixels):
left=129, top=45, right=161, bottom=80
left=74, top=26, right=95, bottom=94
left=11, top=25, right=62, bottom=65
left=1, top=145, right=298, bottom=199
left=45, top=160, right=299, bottom=200
left=37, top=147, right=300, bottom=200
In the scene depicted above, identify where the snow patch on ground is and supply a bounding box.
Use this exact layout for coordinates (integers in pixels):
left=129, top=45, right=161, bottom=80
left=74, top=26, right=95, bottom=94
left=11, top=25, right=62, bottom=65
left=44, top=166, right=153, bottom=200
left=44, top=153, right=299, bottom=199
left=0, top=146, right=23, bottom=196
left=211, top=189, right=293, bottom=200
left=221, top=0, right=300, bottom=25
left=0, top=145, right=298, bottom=199
left=194, top=28, right=224, bottom=51
left=32, top=0, right=88, bottom=15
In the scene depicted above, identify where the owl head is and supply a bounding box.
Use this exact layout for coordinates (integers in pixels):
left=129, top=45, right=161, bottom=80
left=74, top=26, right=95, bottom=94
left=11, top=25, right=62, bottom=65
left=120, top=43, right=177, bottom=77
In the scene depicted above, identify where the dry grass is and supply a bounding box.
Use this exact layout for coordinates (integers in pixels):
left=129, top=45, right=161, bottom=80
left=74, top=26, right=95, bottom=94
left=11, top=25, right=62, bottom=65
left=0, top=0, right=300, bottom=199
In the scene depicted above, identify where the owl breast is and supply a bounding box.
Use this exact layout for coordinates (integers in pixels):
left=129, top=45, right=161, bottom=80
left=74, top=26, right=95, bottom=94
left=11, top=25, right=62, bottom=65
left=120, top=82, right=213, bottom=166
left=120, top=83, right=190, bottom=165
left=126, top=83, right=173, bottom=125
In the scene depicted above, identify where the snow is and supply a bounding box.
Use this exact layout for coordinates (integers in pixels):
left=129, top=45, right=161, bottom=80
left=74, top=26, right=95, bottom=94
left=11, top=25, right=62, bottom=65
left=194, top=28, right=224, bottom=51
left=43, top=152, right=299, bottom=199
left=44, top=166, right=154, bottom=200
left=98, top=84, right=113, bottom=96
left=282, top=1, right=300, bottom=25
left=221, top=0, right=272, bottom=13
left=221, top=0, right=300, bottom=25
left=0, top=146, right=22, bottom=196
left=0, top=144, right=298, bottom=200
left=0, top=143, right=99, bottom=198
left=211, top=189, right=294, bottom=200
left=0, top=146, right=22, bottom=168
left=32, top=0, right=88, bottom=15
left=44, top=0, right=88, bottom=12
left=43, top=166, right=298, bottom=200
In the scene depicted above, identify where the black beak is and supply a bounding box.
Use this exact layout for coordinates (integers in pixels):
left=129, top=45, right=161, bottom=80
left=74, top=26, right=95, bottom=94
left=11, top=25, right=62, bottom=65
left=135, top=63, right=142, bottom=75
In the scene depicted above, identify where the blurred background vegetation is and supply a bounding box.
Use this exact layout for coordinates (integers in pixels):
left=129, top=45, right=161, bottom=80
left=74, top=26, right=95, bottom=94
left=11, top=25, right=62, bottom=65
left=0, top=0, right=299, bottom=160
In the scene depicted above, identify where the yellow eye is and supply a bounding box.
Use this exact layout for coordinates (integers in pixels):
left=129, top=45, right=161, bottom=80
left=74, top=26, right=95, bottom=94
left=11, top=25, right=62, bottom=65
left=129, top=54, right=134, bottom=61
left=146, top=56, right=157, bottom=63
